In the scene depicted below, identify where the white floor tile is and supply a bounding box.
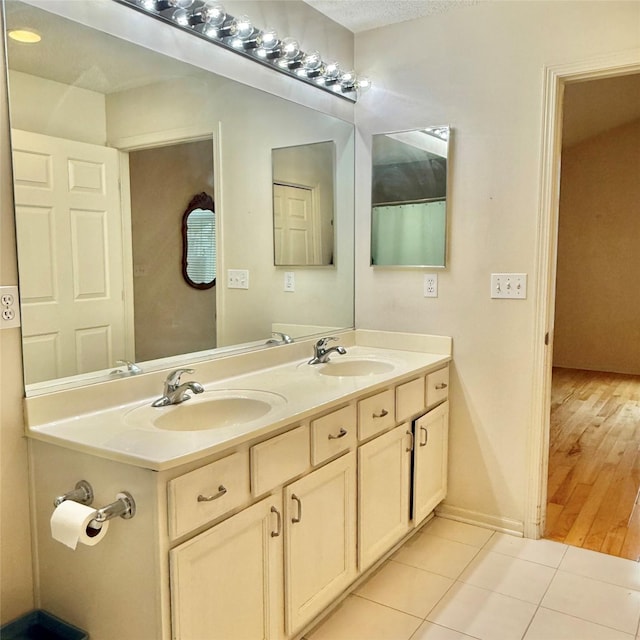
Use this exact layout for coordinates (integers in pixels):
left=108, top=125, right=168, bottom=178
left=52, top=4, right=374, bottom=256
left=394, top=533, right=480, bottom=579
left=426, top=582, right=536, bottom=640
left=484, top=532, right=567, bottom=567
left=422, top=518, right=494, bottom=548
left=458, top=549, right=555, bottom=604
left=356, top=560, right=454, bottom=618
left=541, top=570, right=640, bottom=634
left=560, top=545, right=640, bottom=591
left=410, top=620, right=480, bottom=640
left=523, top=607, right=635, bottom=640
left=308, top=595, right=422, bottom=640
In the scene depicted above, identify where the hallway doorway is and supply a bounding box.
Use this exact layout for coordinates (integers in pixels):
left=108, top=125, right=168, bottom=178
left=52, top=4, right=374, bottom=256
left=542, top=73, right=640, bottom=560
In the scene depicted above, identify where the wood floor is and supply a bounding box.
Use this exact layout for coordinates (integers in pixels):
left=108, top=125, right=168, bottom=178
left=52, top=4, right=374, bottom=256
left=545, top=367, right=640, bottom=561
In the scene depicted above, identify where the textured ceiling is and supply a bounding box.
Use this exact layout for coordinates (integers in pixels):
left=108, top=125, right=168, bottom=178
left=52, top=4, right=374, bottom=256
left=303, top=0, right=479, bottom=33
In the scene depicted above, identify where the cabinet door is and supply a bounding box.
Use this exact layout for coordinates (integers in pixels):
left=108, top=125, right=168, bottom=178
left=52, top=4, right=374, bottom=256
left=170, top=495, right=284, bottom=640
left=413, top=401, right=449, bottom=526
left=358, top=424, right=412, bottom=571
left=284, top=452, right=357, bottom=636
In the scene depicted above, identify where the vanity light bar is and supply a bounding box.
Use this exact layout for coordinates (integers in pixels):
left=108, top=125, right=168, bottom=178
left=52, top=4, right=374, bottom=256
left=114, top=0, right=371, bottom=102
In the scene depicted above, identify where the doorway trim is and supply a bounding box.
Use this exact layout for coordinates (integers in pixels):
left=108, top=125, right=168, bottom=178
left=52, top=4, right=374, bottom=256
left=525, top=49, right=640, bottom=539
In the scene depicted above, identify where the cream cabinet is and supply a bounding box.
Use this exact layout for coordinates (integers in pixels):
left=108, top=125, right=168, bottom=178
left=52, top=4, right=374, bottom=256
left=413, top=401, right=449, bottom=526
left=358, top=424, right=412, bottom=571
left=284, top=452, right=357, bottom=635
left=170, top=494, right=285, bottom=640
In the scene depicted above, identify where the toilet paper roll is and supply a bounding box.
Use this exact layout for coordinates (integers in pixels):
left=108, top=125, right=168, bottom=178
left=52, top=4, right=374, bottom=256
left=50, top=500, right=109, bottom=550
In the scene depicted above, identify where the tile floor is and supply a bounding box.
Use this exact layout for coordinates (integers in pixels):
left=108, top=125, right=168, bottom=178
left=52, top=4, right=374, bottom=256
left=306, top=517, right=640, bottom=640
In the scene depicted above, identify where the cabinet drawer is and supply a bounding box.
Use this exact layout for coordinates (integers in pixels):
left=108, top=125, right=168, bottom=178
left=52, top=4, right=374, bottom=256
left=168, top=451, right=250, bottom=540
left=426, top=366, right=449, bottom=408
left=358, top=389, right=395, bottom=441
left=396, top=377, right=426, bottom=423
left=251, top=425, right=310, bottom=497
left=311, top=405, right=357, bottom=465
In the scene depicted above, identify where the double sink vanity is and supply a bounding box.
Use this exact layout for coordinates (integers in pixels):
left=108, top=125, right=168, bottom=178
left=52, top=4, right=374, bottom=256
left=26, top=330, right=451, bottom=640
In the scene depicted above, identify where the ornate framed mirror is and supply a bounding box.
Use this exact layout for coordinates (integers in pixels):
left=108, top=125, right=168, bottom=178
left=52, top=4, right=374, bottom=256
left=182, top=192, right=216, bottom=290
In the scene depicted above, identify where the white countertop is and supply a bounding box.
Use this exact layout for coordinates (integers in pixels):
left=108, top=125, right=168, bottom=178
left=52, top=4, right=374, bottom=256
left=26, top=337, right=451, bottom=471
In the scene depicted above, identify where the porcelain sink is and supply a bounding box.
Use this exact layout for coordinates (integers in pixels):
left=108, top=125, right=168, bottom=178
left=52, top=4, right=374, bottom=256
left=314, top=358, right=396, bottom=377
left=125, top=389, right=287, bottom=431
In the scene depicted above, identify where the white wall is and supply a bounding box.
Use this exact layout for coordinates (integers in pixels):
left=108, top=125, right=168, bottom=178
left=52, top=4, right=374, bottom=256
left=354, top=1, right=640, bottom=531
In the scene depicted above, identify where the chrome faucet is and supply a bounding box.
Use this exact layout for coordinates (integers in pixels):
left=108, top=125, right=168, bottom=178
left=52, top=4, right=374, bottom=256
left=308, top=337, right=347, bottom=365
left=266, top=332, right=294, bottom=346
left=151, top=368, right=204, bottom=407
left=110, top=359, right=143, bottom=377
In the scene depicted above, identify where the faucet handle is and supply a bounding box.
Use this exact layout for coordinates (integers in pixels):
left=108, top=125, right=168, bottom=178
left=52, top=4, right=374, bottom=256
left=316, top=336, right=337, bottom=349
left=165, top=368, right=195, bottom=390
left=116, top=360, right=142, bottom=374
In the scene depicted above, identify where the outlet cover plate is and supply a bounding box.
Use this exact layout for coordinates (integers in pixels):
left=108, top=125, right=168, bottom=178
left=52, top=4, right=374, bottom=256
left=490, top=273, right=527, bottom=299
left=0, top=285, right=21, bottom=329
left=424, top=273, right=438, bottom=298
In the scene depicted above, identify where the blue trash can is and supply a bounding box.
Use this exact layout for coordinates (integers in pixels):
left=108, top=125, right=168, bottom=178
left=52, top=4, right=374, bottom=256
left=0, top=609, right=88, bottom=639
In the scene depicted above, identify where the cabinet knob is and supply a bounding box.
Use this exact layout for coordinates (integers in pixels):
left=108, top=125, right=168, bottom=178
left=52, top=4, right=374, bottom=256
left=197, top=485, right=227, bottom=502
left=435, top=382, right=448, bottom=390
left=328, top=427, right=348, bottom=440
left=372, top=409, right=389, bottom=418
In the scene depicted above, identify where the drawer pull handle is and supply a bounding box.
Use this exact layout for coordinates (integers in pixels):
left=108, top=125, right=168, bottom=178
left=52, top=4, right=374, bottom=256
left=328, top=428, right=348, bottom=440
left=270, top=506, right=282, bottom=537
left=372, top=409, right=389, bottom=418
left=406, top=430, right=414, bottom=452
left=291, top=494, right=302, bottom=524
left=197, top=485, right=227, bottom=502
left=420, top=426, right=428, bottom=447
left=435, top=382, right=448, bottom=390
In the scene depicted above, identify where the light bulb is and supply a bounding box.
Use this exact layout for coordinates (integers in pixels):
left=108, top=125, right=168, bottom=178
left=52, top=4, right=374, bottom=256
left=172, top=8, right=191, bottom=26
left=281, top=38, right=300, bottom=60
left=168, top=0, right=193, bottom=7
left=256, top=29, right=279, bottom=50
left=356, top=77, right=372, bottom=92
left=230, top=15, right=254, bottom=40
left=339, top=70, right=356, bottom=89
left=302, top=51, right=323, bottom=75
left=200, top=3, right=226, bottom=26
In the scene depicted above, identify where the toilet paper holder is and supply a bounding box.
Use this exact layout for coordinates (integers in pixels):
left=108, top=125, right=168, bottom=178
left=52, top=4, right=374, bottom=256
left=54, top=480, right=94, bottom=507
left=53, top=481, right=136, bottom=523
left=92, top=492, right=136, bottom=524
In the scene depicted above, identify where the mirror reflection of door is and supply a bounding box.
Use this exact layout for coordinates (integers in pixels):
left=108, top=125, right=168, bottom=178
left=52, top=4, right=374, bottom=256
left=272, top=141, right=335, bottom=266
left=12, top=130, right=129, bottom=385
left=273, top=183, right=317, bottom=265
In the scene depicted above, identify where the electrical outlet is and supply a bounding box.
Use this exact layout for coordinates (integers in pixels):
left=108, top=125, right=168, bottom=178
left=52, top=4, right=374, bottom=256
left=284, top=272, right=295, bottom=292
left=424, top=273, right=438, bottom=298
left=227, top=269, right=249, bottom=289
left=0, top=285, right=21, bottom=329
left=491, top=273, right=527, bottom=299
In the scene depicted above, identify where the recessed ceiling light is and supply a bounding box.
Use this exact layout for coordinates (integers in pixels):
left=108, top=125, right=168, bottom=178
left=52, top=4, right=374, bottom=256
left=8, top=29, right=42, bottom=44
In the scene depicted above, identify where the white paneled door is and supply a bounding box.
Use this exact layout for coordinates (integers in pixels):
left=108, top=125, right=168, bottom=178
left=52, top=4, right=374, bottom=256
left=11, top=130, right=129, bottom=384
left=273, top=183, right=318, bottom=265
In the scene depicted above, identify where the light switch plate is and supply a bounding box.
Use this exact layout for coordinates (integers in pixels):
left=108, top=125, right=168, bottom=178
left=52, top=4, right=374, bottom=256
left=284, top=272, right=295, bottom=292
left=227, top=269, right=249, bottom=289
left=490, top=273, right=527, bottom=299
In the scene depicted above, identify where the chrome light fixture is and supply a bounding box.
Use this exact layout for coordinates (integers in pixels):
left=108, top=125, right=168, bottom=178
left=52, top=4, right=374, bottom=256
left=116, top=0, right=370, bottom=101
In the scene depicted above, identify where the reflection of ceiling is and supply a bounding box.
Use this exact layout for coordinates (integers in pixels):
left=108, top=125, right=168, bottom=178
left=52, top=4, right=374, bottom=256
left=5, top=1, right=206, bottom=94
left=304, top=0, right=479, bottom=33
left=563, top=73, right=640, bottom=148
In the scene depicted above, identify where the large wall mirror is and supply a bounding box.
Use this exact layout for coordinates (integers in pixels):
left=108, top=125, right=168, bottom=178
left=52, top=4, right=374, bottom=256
left=4, top=0, right=355, bottom=394
left=371, top=127, right=450, bottom=268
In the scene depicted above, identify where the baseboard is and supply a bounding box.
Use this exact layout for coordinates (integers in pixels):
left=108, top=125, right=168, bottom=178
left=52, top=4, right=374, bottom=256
left=435, top=503, right=524, bottom=537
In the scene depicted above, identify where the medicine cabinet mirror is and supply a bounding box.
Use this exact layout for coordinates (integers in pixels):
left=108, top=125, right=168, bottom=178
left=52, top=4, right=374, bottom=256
left=4, top=0, right=355, bottom=394
left=272, top=141, right=335, bottom=266
left=371, top=127, right=450, bottom=268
